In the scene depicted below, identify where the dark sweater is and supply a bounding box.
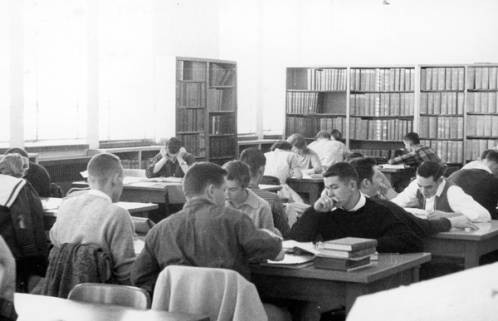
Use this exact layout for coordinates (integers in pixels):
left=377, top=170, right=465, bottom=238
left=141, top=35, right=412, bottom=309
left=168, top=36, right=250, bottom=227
left=288, top=198, right=422, bottom=253
left=25, top=162, right=51, bottom=197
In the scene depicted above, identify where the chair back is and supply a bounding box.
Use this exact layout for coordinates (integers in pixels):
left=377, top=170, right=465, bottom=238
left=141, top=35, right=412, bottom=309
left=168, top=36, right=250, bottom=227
left=261, top=175, right=280, bottom=185
left=68, top=283, right=151, bottom=310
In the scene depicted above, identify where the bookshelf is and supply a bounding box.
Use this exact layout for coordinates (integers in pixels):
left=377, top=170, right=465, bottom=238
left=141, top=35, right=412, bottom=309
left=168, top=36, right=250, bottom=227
left=176, top=57, right=238, bottom=165
left=419, top=65, right=465, bottom=164
left=88, top=146, right=162, bottom=169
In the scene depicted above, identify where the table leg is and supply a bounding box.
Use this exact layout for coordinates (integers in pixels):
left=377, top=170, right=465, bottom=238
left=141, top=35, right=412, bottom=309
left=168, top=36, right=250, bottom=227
left=464, top=243, right=480, bottom=269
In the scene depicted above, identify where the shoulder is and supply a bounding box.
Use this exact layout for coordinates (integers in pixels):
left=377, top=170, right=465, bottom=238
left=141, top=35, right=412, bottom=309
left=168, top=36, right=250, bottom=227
left=364, top=198, right=394, bottom=215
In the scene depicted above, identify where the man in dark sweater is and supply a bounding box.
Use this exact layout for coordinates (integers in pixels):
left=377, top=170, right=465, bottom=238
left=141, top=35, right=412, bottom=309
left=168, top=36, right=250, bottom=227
left=288, top=162, right=422, bottom=253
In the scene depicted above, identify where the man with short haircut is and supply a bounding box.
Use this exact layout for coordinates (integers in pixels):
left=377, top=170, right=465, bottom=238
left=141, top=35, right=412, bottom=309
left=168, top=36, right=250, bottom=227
left=308, top=130, right=346, bottom=168
left=462, top=149, right=498, bottom=176
left=389, top=132, right=442, bottom=167
left=392, top=161, right=491, bottom=223
left=223, top=160, right=276, bottom=232
left=131, top=162, right=282, bottom=295
left=6, top=147, right=51, bottom=197
left=146, top=137, right=195, bottom=178
left=240, top=148, right=290, bottom=237
left=289, top=162, right=422, bottom=253
left=50, top=153, right=135, bottom=284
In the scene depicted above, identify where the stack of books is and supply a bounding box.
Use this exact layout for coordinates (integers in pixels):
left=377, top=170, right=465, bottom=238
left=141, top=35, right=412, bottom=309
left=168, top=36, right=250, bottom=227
left=314, top=237, right=377, bottom=271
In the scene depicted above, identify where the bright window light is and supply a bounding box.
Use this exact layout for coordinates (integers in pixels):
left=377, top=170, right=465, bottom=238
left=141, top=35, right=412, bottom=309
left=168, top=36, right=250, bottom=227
left=0, top=0, right=10, bottom=143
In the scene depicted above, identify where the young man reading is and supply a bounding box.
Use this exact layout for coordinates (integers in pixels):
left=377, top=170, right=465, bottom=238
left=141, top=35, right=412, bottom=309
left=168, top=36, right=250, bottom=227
left=389, top=132, right=442, bottom=168
left=288, top=162, right=422, bottom=253
left=131, top=162, right=282, bottom=295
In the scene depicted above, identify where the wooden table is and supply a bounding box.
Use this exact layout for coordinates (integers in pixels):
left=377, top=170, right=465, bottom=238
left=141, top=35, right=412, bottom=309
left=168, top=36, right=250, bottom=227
left=286, top=177, right=324, bottom=204
left=423, top=220, right=498, bottom=269
left=379, top=166, right=415, bottom=193
left=15, top=293, right=208, bottom=321
left=251, top=253, right=431, bottom=320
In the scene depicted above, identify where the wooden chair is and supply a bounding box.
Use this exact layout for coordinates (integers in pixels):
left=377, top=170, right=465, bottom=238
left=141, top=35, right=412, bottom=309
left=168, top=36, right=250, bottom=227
left=68, top=283, right=151, bottom=310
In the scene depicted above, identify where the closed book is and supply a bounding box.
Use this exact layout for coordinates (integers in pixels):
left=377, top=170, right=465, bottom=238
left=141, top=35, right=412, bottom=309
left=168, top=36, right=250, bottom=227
left=314, top=255, right=371, bottom=271
left=319, top=237, right=377, bottom=252
left=317, top=246, right=376, bottom=259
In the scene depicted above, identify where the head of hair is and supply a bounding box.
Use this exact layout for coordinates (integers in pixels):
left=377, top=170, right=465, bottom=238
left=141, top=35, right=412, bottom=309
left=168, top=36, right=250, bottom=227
left=323, top=162, right=360, bottom=186
left=183, top=162, right=227, bottom=198
left=166, top=137, right=182, bottom=154
left=484, top=150, right=498, bottom=163
left=239, top=147, right=266, bottom=177
left=5, top=147, right=28, bottom=158
left=287, top=133, right=307, bottom=150
left=345, top=152, right=364, bottom=162
left=316, top=130, right=331, bottom=139
left=87, top=153, right=123, bottom=186
left=416, top=161, right=445, bottom=181
left=0, top=153, right=27, bottom=177
left=270, top=140, right=292, bottom=151
left=480, top=149, right=492, bottom=159
left=403, top=132, right=420, bottom=145
left=223, top=160, right=250, bottom=189
left=349, top=157, right=377, bottom=183
left=330, top=129, right=343, bottom=140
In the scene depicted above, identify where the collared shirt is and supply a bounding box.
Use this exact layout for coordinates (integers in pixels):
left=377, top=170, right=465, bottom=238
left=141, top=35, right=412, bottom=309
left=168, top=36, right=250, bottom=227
left=390, top=145, right=442, bottom=167
left=391, top=179, right=491, bottom=222
left=226, top=189, right=275, bottom=231
left=348, top=193, right=366, bottom=212
left=308, top=139, right=346, bottom=168
left=462, top=160, right=492, bottom=174
left=145, top=152, right=195, bottom=178
left=264, top=149, right=301, bottom=184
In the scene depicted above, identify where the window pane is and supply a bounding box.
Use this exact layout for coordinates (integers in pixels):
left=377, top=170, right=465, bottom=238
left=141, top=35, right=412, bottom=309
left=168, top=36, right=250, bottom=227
left=0, top=0, right=9, bottom=143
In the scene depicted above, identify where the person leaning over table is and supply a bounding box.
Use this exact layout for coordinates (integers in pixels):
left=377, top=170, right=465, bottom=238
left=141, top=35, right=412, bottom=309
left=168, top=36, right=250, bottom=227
left=286, top=133, right=322, bottom=175
left=0, top=236, right=17, bottom=321
left=388, top=132, right=443, bottom=168
left=391, top=161, right=491, bottom=223
left=146, top=137, right=195, bottom=178
left=288, top=162, right=422, bottom=253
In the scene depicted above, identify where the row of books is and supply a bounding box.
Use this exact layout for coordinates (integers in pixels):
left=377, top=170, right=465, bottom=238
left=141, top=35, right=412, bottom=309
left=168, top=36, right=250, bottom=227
left=209, top=64, right=235, bottom=86
left=351, top=148, right=394, bottom=159
left=420, top=92, right=464, bottom=115
left=178, top=83, right=206, bottom=108
left=350, top=68, right=414, bottom=92
left=466, top=115, right=498, bottom=137
left=207, top=88, right=235, bottom=112
left=285, top=117, right=320, bottom=138
left=209, top=136, right=236, bottom=157
left=465, top=139, right=498, bottom=161
left=177, top=109, right=205, bottom=132
left=286, top=92, right=319, bottom=114
left=349, top=93, right=414, bottom=116
left=177, top=61, right=206, bottom=81
left=287, top=68, right=347, bottom=91
left=349, top=119, right=413, bottom=141
left=419, top=117, right=464, bottom=140
left=466, top=92, right=498, bottom=114
left=467, top=66, right=498, bottom=90
left=421, top=140, right=463, bottom=164
left=314, top=238, right=377, bottom=271
left=318, top=117, right=346, bottom=134
left=420, top=67, right=465, bottom=91
left=120, top=159, right=146, bottom=169
left=178, top=134, right=206, bottom=158
left=210, top=115, right=235, bottom=135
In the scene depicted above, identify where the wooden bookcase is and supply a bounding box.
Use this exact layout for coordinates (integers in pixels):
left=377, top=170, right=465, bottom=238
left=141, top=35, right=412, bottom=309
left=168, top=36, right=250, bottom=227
left=175, top=57, right=238, bottom=165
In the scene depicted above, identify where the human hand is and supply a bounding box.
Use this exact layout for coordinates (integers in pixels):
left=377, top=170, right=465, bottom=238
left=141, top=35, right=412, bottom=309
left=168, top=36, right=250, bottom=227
left=448, top=216, right=478, bottom=231
left=313, top=194, right=335, bottom=212
left=160, top=146, right=167, bottom=158
left=0, top=237, right=16, bottom=302
left=273, top=248, right=285, bottom=261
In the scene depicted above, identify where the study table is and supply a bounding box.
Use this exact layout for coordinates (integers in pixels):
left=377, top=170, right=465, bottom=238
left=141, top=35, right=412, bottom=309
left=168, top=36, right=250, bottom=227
left=423, top=220, right=498, bottom=269
left=15, top=293, right=209, bottom=321
left=378, top=165, right=415, bottom=193
left=251, top=252, right=431, bottom=321
left=286, top=177, right=324, bottom=204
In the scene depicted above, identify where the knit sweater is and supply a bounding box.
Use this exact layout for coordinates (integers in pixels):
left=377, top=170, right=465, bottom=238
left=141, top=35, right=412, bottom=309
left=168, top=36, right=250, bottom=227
left=49, top=189, right=135, bottom=284
left=288, top=198, right=422, bottom=253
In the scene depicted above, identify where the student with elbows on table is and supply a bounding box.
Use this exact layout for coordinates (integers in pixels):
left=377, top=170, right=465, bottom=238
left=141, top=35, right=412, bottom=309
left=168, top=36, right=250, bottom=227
left=388, top=132, right=443, bottom=168
left=146, top=137, right=195, bottom=178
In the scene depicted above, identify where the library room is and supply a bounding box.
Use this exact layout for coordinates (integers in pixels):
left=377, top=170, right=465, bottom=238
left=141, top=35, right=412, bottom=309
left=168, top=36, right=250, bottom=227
left=1, top=0, right=498, bottom=320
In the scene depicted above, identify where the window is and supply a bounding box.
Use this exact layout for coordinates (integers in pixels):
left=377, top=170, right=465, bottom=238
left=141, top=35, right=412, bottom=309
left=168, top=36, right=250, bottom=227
left=0, top=0, right=9, bottom=143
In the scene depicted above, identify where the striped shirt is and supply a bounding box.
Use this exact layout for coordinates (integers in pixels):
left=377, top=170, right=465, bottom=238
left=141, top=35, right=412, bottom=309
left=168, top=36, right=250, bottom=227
left=390, top=145, right=442, bottom=167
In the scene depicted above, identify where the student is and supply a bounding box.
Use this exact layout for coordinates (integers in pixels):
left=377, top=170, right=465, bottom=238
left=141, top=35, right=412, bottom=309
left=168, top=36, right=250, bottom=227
left=5, top=147, right=51, bottom=197
left=391, top=161, right=491, bottom=223
left=331, top=129, right=346, bottom=144
left=131, top=162, right=282, bottom=295
left=0, top=236, right=17, bottom=321
left=0, top=153, right=48, bottom=292
left=146, top=137, right=195, bottom=178
left=240, top=147, right=290, bottom=237
left=461, top=149, right=498, bottom=176
left=308, top=130, right=346, bottom=168
left=263, top=141, right=302, bottom=184
left=287, top=133, right=322, bottom=174
left=49, top=153, right=135, bottom=284
left=223, top=160, right=277, bottom=232
left=288, top=162, right=422, bottom=253
left=388, top=132, right=442, bottom=167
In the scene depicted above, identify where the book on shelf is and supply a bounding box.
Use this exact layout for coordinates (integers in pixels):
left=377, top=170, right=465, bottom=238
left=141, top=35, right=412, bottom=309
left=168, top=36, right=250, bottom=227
left=177, top=109, right=205, bottom=132
left=350, top=93, right=414, bottom=116
left=351, top=68, right=414, bottom=92
left=178, top=82, right=206, bottom=107
left=316, top=245, right=376, bottom=259
left=468, top=66, right=498, bottom=90
left=318, top=237, right=377, bottom=251
left=350, top=118, right=413, bottom=141
left=210, top=64, right=235, bottom=86
left=421, top=140, right=463, bottom=163
left=421, top=67, right=464, bottom=91
left=466, top=92, right=498, bottom=114
left=314, top=254, right=371, bottom=271
left=466, top=115, right=498, bottom=137
left=420, top=92, right=464, bottom=115
left=465, top=139, right=498, bottom=161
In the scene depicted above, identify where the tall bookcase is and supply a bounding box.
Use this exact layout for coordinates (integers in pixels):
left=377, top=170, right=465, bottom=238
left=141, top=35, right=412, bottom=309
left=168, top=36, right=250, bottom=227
left=175, top=57, right=238, bottom=165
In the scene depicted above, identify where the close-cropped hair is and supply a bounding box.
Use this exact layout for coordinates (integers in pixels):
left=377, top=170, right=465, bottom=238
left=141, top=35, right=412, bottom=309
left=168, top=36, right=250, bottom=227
left=287, top=133, right=307, bottom=150
left=183, top=162, right=227, bottom=197
left=315, top=130, right=331, bottom=139
left=270, top=140, right=292, bottom=151
left=223, top=160, right=251, bottom=189
left=349, top=157, right=376, bottom=183
left=87, top=153, right=122, bottom=185
left=416, top=161, right=445, bottom=181
left=403, top=132, right=420, bottom=145
left=323, top=162, right=360, bottom=185
left=5, top=147, right=29, bottom=158
left=484, top=149, right=498, bottom=163
left=166, top=137, right=182, bottom=154
left=0, top=153, right=27, bottom=178
left=240, top=147, right=266, bottom=177
left=331, top=129, right=343, bottom=140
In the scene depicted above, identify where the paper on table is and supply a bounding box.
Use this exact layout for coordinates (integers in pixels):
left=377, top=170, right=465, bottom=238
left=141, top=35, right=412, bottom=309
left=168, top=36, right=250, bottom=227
left=379, top=164, right=406, bottom=170
left=265, top=254, right=315, bottom=266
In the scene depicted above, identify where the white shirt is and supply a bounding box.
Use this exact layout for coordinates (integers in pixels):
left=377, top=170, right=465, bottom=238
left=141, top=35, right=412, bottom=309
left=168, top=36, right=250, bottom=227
left=308, top=139, right=346, bottom=168
left=391, top=179, right=491, bottom=222
left=348, top=193, right=366, bottom=212
left=461, top=160, right=492, bottom=174
left=264, top=149, right=300, bottom=184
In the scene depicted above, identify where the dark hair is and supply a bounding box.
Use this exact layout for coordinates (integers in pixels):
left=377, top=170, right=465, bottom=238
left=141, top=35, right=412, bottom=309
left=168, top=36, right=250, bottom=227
left=417, top=161, right=445, bottom=180
left=87, top=153, right=123, bottom=185
left=331, top=129, right=342, bottom=139
left=240, top=147, right=266, bottom=177
left=349, top=157, right=376, bottom=183
left=323, top=162, right=359, bottom=185
left=403, top=132, right=420, bottom=145
left=167, top=137, right=182, bottom=154
left=270, top=140, right=292, bottom=151
left=223, top=160, right=250, bottom=188
left=183, top=162, right=227, bottom=197
left=484, top=150, right=498, bottom=163
left=5, top=147, right=28, bottom=158
left=287, top=133, right=307, bottom=150
left=316, top=130, right=331, bottom=139
left=345, top=152, right=364, bottom=162
left=481, top=149, right=492, bottom=159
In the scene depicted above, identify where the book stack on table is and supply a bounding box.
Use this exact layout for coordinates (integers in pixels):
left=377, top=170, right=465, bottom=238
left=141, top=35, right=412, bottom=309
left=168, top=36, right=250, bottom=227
left=314, top=237, right=377, bottom=271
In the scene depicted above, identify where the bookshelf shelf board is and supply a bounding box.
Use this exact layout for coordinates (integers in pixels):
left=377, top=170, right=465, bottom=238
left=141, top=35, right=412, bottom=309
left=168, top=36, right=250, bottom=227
left=419, top=138, right=463, bottom=141
left=420, top=114, right=463, bottom=117
left=420, top=89, right=464, bottom=93
left=467, top=89, right=498, bottom=92
left=467, top=136, right=498, bottom=140
left=467, top=112, right=498, bottom=116
left=208, top=134, right=236, bottom=137
left=178, top=80, right=206, bottom=83
left=178, top=106, right=206, bottom=109
left=177, top=131, right=203, bottom=135
left=350, top=115, right=413, bottom=119
left=350, top=90, right=415, bottom=94
left=287, top=89, right=347, bottom=93
left=209, top=85, right=235, bottom=89
left=209, top=110, right=235, bottom=114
